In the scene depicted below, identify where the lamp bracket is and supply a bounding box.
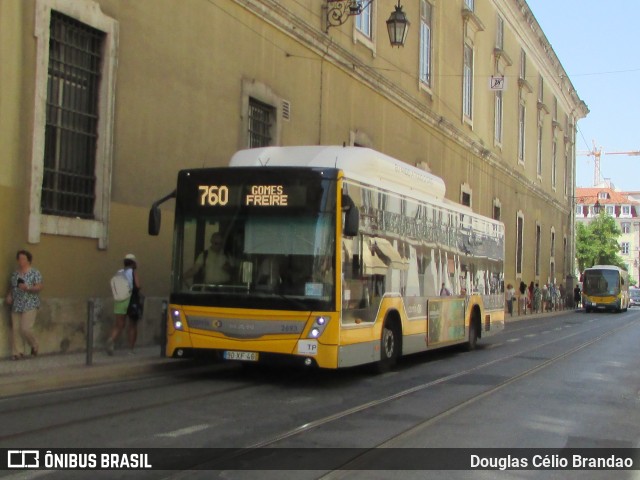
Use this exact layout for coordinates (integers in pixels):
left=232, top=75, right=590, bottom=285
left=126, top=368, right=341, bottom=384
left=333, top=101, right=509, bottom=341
left=325, top=0, right=373, bottom=32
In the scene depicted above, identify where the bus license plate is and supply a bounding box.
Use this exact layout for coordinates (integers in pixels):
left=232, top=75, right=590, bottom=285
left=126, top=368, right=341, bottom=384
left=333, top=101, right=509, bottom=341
left=223, top=351, right=259, bottom=362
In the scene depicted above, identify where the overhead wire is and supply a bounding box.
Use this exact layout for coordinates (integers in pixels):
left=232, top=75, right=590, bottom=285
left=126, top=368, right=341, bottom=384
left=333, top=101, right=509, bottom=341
left=198, top=0, right=601, bottom=211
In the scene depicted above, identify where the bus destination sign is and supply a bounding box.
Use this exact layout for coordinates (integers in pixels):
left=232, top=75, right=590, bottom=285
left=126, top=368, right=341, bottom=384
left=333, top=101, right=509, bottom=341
left=244, top=185, right=288, bottom=206
left=197, top=184, right=297, bottom=208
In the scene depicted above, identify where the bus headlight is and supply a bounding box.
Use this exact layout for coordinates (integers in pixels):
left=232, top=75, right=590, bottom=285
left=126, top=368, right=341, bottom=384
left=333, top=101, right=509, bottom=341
left=307, top=316, right=329, bottom=339
left=172, top=309, right=184, bottom=331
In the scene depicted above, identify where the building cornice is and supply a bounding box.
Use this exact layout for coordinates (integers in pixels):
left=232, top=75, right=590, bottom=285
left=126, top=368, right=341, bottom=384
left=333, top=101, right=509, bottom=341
left=499, top=0, right=588, bottom=120
left=236, top=0, right=575, bottom=213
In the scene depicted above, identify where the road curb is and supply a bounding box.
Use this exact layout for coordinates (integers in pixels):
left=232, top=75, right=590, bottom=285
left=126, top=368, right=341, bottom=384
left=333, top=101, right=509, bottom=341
left=0, top=358, right=197, bottom=399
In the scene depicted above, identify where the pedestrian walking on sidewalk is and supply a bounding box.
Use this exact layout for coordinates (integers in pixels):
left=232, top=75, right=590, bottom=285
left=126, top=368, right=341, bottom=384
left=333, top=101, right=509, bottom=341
left=5, top=250, right=42, bottom=360
left=574, top=284, right=582, bottom=309
left=106, top=254, right=142, bottom=355
left=506, top=283, right=515, bottom=316
left=519, top=281, right=527, bottom=314
left=533, top=283, right=542, bottom=313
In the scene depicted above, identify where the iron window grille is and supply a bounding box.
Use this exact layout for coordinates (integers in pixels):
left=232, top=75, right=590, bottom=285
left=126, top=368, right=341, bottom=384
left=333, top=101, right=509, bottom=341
left=248, top=98, right=274, bottom=148
left=42, top=11, right=104, bottom=219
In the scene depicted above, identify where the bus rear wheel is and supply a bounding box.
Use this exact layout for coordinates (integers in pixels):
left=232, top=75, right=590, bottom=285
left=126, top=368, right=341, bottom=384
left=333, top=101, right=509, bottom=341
left=466, top=316, right=478, bottom=351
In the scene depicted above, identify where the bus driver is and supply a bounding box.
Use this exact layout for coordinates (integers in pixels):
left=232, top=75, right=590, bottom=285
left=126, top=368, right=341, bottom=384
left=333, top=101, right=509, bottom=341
left=184, top=232, right=235, bottom=285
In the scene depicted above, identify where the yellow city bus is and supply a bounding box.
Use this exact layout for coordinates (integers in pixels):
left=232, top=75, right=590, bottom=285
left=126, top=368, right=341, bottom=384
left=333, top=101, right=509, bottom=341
left=581, top=265, right=629, bottom=313
left=149, top=146, right=505, bottom=370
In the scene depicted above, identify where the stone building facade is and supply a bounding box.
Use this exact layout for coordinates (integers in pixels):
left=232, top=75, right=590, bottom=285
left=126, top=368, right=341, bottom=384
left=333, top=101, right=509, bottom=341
left=0, top=0, right=587, bottom=356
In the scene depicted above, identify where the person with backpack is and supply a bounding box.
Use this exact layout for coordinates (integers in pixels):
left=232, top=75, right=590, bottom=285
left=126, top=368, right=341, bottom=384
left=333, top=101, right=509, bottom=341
left=106, top=254, right=141, bottom=355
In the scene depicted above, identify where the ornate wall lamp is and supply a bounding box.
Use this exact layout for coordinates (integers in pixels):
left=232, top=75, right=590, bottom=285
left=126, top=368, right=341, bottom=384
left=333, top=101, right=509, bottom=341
left=325, top=0, right=371, bottom=28
left=386, top=1, right=410, bottom=47
left=324, top=0, right=410, bottom=47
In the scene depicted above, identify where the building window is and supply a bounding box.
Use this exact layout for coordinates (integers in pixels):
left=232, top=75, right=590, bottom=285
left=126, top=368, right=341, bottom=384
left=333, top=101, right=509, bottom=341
left=537, top=118, right=543, bottom=177
left=460, top=183, right=472, bottom=208
left=464, top=0, right=474, bottom=11
left=605, top=205, right=614, bottom=216
left=622, top=205, right=631, bottom=216
left=463, top=43, right=473, bottom=120
left=518, top=103, right=526, bottom=164
left=621, top=242, right=630, bottom=255
left=248, top=98, right=275, bottom=148
left=29, top=0, right=118, bottom=248
left=550, top=230, right=555, bottom=258
left=563, top=237, right=568, bottom=277
left=589, top=205, right=601, bottom=217
left=496, top=15, right=504, bottom=50
left=42, top=12, right=104, bottom=219
left=519, top=49, right=526, bottom=80
left=516, top=213, right=524, bottom=276
left=356, top=1, right=373, bottom=38
left=241, top=80, right=282, bottom=148
left=494, top=90, right=503, bottom=145
left=551, top=139, right=557, bottom=189
left=564, top=148, right=570, bottom=197
left=535, top=224, right=541, bottom=277
left=622, top=222, right=631, bottom=233
left=419, top=0, right=432, bottom=88
left=493, top=199, right=501, bottom=221
left=538, top=75, right=544, bottom=103
left=576, top=205, right=583, bottom=216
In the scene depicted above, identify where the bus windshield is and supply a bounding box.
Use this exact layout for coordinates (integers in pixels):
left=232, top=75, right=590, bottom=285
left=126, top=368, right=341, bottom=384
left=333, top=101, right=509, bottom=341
left=170, top=168, right=337, bottom=311
left=583, top=269, right=620, bottom=296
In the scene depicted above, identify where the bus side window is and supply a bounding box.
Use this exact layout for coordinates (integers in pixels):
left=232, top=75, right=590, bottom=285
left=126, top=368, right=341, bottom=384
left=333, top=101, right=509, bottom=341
left=342, top=195, right=359, bottom=237
left=352, top=254, right=361, bottom=277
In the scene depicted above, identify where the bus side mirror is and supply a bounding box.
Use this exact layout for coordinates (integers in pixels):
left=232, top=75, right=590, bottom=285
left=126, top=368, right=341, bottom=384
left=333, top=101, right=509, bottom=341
left=342, top=195, right=359, bottom=237
left=148, top=206, right=161, bottom=236
left=148, top=190, right=176, bottom=236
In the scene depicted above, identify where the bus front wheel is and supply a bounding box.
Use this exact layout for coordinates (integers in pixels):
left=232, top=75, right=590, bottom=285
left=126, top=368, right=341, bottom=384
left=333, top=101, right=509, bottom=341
left=375, top=320, right=400, bottom=373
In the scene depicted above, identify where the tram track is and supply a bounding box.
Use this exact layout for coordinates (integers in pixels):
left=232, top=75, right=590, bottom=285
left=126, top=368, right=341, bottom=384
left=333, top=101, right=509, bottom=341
left=243, top=317, right=637, bottom=452
left=0, top=381, right=261, bottom=443
left=1, top=314, right=637, bottom=469
left=152, top=315, right=640, bottom=477
left=0, top=360, right=312, bottom=444
left=143, top=316, right=640, bottom=478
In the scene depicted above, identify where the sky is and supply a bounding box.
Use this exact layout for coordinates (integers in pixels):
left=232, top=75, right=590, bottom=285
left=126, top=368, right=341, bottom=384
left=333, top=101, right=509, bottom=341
left=526, top=1, right=640, bottom=192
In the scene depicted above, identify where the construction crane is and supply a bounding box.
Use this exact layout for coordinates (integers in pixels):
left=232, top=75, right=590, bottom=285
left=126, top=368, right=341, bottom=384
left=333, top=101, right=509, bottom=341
left=578, top=140, right=640, bottom=186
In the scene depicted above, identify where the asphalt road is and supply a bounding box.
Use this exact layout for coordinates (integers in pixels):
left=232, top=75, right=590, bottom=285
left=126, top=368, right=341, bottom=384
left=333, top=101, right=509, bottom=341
left=2, top=309, right=640, bottom=480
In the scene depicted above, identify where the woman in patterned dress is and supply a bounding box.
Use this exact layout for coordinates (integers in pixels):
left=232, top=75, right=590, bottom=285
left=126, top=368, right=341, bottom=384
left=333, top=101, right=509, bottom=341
left=5, top=250, right=43, bottom=360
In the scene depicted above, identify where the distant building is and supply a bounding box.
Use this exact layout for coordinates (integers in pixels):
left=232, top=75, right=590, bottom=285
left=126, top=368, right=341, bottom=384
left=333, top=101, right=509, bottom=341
left=575, top=185, right=640, bottom=284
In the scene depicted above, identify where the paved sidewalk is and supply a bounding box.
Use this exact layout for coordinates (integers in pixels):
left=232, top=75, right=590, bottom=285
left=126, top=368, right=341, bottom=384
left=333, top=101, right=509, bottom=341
left=0, top=344, right=190, bottom=399
left=0, top=309, right=574, bottom=399
left=506, top=307, right=574, bottom=323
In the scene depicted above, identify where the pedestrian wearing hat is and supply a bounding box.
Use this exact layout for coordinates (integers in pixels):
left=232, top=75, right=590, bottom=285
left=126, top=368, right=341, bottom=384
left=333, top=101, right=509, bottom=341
left=106, top=254, right=141, bottom=355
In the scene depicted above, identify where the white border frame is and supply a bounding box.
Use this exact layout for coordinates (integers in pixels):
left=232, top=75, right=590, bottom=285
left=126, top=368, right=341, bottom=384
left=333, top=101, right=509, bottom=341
left=30, top=0, right=118, bottom=249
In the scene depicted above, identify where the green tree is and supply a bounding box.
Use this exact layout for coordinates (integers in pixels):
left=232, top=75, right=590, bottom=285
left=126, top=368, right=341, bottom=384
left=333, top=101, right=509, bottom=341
left=575, top=212, right=626, bottom=272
